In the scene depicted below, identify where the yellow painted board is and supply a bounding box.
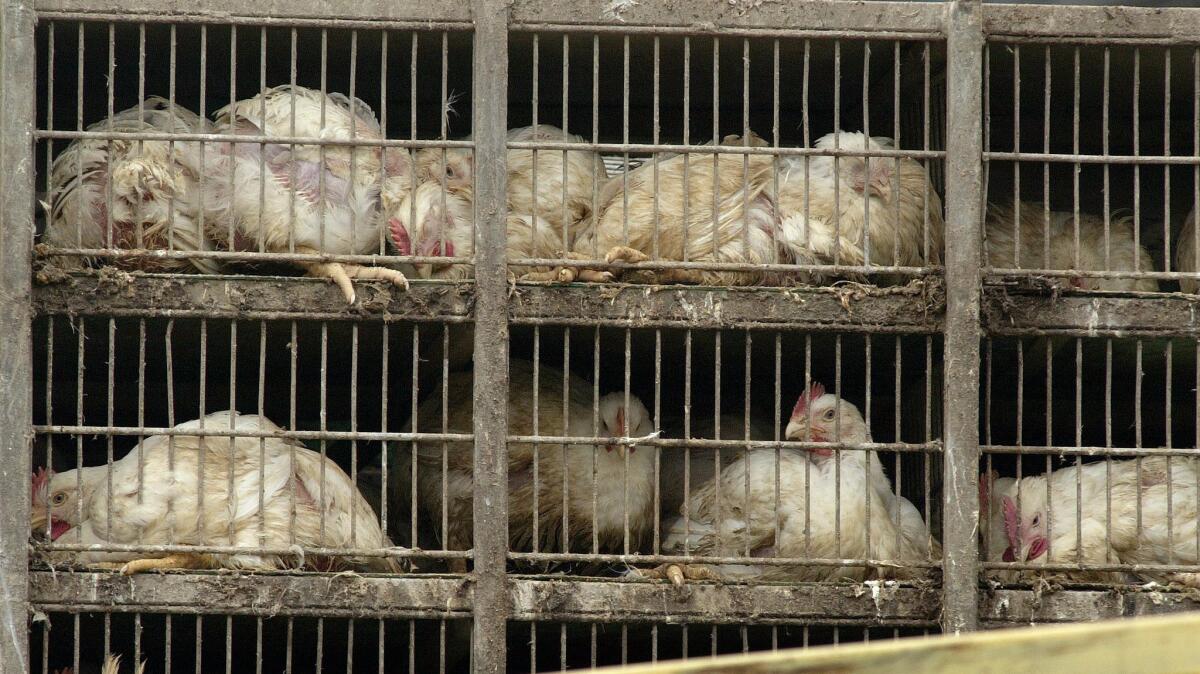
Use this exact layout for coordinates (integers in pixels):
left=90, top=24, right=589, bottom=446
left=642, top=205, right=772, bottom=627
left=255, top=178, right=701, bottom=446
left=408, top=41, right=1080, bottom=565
left=599, top=612, right=1200, bottom=674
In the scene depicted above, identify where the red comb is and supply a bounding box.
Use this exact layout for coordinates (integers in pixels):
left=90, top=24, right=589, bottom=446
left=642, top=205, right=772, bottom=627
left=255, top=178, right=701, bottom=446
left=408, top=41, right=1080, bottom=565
left=1001, top=495, right=1020, bottom=549
left=615, top=406, right=626, bottom=437
left=791, top=381, right=827, bottom=418
left=31, top=466, right=53, bottom=502
left=389, top=218, right=412, bottom=256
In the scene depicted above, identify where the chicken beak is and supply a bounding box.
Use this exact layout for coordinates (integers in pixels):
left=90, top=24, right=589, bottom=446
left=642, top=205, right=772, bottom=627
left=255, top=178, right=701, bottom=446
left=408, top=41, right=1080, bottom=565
left=784, top=419, right=804, bottom=441
left=605, top=441, right=627, bottom=459
left=30, top=509, right=47, bottom=534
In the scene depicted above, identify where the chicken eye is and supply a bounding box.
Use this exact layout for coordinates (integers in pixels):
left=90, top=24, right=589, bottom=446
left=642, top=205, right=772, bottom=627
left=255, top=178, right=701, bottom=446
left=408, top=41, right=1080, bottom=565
left=51, top=492, right=66, bottom=505
left=1031, top=514, right=1040, bottom=527
left=823, top=409, right=836, bottom=420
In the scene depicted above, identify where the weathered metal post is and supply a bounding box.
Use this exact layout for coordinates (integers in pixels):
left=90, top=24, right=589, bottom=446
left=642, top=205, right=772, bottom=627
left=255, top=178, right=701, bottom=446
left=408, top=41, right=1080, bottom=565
left=471, top=0, right=511, bottom=671
left=941, top=0, right=984, bottom=634
left=0, top=0, right=35, bottom=668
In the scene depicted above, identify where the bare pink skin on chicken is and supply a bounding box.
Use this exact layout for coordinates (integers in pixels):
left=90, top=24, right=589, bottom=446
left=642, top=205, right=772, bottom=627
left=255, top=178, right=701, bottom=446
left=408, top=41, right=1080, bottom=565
left=387, top=217, right=456, bottom=260
left=31, top=467, right=72, bottom=541
left=849, top=158, right=894, bottom=203
left=1001, top=494, right=1049, bottom=562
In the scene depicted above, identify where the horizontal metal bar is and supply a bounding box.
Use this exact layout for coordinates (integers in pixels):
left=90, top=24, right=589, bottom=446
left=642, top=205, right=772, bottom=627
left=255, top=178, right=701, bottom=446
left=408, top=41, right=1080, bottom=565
left=509, top=551, right=942, bottom=570
left=509, top=141, right=946, bottom=160
left=989, top=269, right=1188, bottom=283
left=509, top=23, right=940, bottom=41
left=513, top=257, right=941, bottom=277
left=986, top=35, right=1200, bottom=47
left=983, top=445, right=1200, bottom=459
left=33, top=2, right=471, bottom=25
left=34, top=542, right=460, bottom=561
left=982, top=588, right=1200, bottom=626
left=508, top=0, right=945, bottom=35
left=985, top=152, right=1200, bottom=166
left=38, top=275, right=1200, bottom=339
left=510, top=436, right=940, bottom=453
left=32, top=572, right=1200, bottom=627
left=508, top=577, right=941, bottom=625
left=33, top=273, right=473, bottom=322
left=36, top=129, right=474, bottom=150
left=41, top=247, right=465, bottom=269
left=29, top=571, right=942, bottom=625
left=982, top=560, right=1200, bottom=574
left=35, top=424, right=473, bottom=443
left=33, top=274, right=945, bottom=332
left=983, top=290, right=1200, bottom=338
left=30, top=571, right=473, bottom=619
left=983, top=3, right=1200, bottom=42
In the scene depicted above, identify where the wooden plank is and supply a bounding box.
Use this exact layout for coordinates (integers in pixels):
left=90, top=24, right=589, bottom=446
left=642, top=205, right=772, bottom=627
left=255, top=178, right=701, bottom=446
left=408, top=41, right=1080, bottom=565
left=601, top=611, right=1200, bottom=674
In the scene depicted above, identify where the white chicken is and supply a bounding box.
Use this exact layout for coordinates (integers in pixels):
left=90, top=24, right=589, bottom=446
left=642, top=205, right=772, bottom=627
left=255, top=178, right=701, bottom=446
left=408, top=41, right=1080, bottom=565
left=655, top=413, right=777, bottom=526
left=31, top=410, right=401, bottom=574
left=980, top=458, right=1200, bottom=586
left=985, top=201, right=1158, bottom=292
left=408, top=360, right=657, bottom=572
left=203, top=85, right=412, bottom=303
left=391, top=124, right=602, bottom=280
left=1175, top=207, right=1198, bottom=293
left=558, top=132, right=784, bottom=286
left=42, top=97, right=221, bottom=274
left=637, top=383, right=937, bottom=585
left=773, top=131, right=946, bottom=285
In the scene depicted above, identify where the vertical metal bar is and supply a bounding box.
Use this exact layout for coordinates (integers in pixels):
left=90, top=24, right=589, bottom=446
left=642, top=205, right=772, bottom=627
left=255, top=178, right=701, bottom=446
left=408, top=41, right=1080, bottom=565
left=942, top=0, right=984, bottom=634
left=471, top=2, right=510, bottom=672
left=0, top=0, right=34, bottom=669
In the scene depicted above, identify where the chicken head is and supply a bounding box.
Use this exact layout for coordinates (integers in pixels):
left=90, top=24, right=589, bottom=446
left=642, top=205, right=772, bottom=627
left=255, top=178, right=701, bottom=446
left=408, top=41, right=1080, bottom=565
left=598, top=392, right=654, bottom=458
left=31, top=467, right=83, bottom=541
left=388, top=180, right=470, bottom=277
left=783, top=382, right=870, bottom=457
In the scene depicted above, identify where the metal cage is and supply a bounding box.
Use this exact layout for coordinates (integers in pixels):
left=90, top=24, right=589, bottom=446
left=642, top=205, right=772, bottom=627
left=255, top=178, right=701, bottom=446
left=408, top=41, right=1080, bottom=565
left=5, top=1, right=1200, bottom=673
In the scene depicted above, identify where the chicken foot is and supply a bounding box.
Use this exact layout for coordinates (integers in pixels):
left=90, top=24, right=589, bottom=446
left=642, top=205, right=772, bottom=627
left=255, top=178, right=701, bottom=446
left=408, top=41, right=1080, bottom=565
left=520, top=251, right=615, bottom=284
left=1168, top=572, right=1200, bottom=589
left=298, top=246, right=410, bottom=304
left=631, top=563, right=723, bottom=586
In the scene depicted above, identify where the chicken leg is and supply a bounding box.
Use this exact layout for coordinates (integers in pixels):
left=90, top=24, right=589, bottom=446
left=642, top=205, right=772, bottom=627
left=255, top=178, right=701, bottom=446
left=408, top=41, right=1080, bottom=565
left=298, top=246, right=410, bottom=304
left=631, top=563, right=723, bottom=586
left=119, top=552, right=212, bottom=575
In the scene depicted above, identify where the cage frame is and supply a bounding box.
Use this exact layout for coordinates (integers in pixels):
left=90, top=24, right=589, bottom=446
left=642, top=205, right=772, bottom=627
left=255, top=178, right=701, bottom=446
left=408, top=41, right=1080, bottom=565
left=9, top=0, right=1200, bottom=672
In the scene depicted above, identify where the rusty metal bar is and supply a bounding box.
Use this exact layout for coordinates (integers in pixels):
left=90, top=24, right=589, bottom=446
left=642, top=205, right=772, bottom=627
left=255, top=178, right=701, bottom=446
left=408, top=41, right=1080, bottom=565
left=470, top=0, right=509, bottom=671
left=0, top=0, right=35, bottom=668
left=28, top=572, right=942, bottom=625
left=509, top=0, right=945, bottom=33
left=31, top=276, right=945, bottom=332
left=942, top=0, right=985, bottom=635
left=34, top=2, right=471, bottom=23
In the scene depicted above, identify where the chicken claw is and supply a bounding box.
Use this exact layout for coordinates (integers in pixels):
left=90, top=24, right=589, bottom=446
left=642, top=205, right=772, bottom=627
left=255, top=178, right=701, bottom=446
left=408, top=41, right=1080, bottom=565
left=119, top=552, right=210, bottom=575
left=1169, top=572, right=1200, bottom=589
left=519, top=251, right=614, bottom=284
left=300, top=248, right=409, bottom=304
left=632, top=563, right=722, bottom=586
left=604, top=245, right=650, bottom=265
